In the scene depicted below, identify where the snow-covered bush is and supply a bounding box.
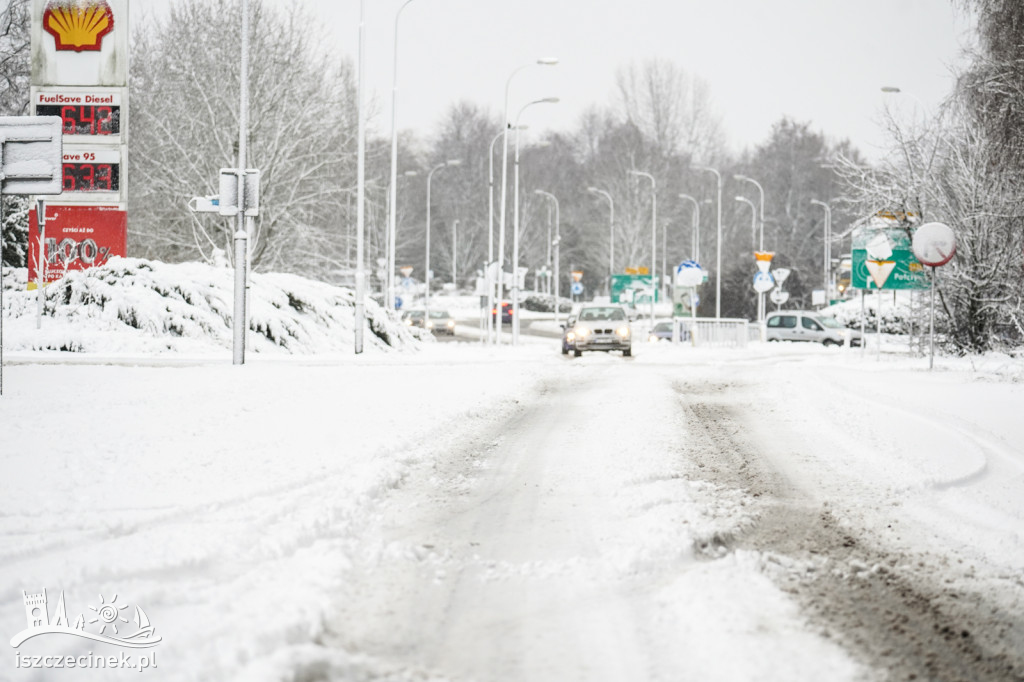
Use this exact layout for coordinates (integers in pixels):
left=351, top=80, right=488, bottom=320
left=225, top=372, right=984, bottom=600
left=1, top=257, right=427, bottom=354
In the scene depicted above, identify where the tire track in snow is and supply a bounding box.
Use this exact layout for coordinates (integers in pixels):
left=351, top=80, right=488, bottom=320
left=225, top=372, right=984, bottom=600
left=671, top=376, right=1024, bottom=682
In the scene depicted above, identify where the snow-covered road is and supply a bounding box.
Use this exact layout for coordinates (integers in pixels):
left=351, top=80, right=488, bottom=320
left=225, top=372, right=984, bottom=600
left=1, top=343, right=1022, bottom=681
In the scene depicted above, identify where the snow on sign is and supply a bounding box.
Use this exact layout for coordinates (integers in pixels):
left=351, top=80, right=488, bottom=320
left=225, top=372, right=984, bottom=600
left=27, top=204, right=126, bottom=287
left=0, top=117, right=63, bottom=195
left=912, top=222, right=956, bottom=267
left=753, top=271, right=774, bottom=293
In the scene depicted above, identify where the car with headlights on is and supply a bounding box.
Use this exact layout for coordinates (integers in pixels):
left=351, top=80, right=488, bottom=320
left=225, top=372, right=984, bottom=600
left=566, top=305, right=632, bottom=357
left=402, top=309, right=456, bottom=336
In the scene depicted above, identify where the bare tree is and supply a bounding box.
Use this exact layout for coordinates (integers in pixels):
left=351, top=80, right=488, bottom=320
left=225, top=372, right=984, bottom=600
left=129, top=0, right=358, bottom=279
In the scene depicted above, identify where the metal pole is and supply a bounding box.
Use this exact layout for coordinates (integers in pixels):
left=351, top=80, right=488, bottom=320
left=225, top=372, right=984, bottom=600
left=354, top=0, right=366, bottom=353
left=536, top=190, right=560, bottom=328
left=512, top=124, right=522, bottom=345
left=387, top=0, right=416, bottom=313
left=35, top=198, right=45, bottom=329
left=425, top=164, right=441, bottom=323
left=487, top=129, right=503, bottom=344
left=1, top=189, right=4, bottom=396
left=588, top=188, right=614, bottom=296
left=232, top=0, right=250, bottom=365
left=695, top=167, right=722, bottom=318
left=451, top=219, right=458, bottom=287
left=929, top=266, right=936, bottom=370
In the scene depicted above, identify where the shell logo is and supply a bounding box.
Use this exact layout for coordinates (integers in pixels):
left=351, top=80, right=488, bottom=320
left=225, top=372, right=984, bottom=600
left=43, top=0, right=115, bottom=53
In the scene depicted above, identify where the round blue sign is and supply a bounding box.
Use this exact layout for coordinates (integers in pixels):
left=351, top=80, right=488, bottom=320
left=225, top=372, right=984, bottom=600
left=571, top=282, right=584, bottom=295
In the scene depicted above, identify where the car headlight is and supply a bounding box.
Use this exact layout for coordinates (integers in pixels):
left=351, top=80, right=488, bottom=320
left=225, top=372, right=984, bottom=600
left=616, top=326, right=631, bottom=338
left=403, top=319, right=412, bottom=326
left=573, top=325, right=590, bottom=338
left=648, top=334, right=658, bottom=343
left=426, top=320, right=434, bottom=328
left=447, top=319, right=455, bottom=328
left=566, top=332, right=576, bottom=342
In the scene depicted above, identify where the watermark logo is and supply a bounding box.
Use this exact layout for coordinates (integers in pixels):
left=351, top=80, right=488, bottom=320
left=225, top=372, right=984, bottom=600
left=10, top=589, right=161, bottom=649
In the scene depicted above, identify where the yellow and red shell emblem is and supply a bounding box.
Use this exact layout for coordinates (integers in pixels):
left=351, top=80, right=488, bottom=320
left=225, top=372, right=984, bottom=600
left=43, top=0, right=115, bottom=53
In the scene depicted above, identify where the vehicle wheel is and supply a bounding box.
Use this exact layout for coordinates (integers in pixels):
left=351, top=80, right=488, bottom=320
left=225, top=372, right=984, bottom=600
left=823, top=339, right=837, bottom=347
left=623, top=347, right=632, bottom=357
left=573, top=349, right=582, bottom=357
left=561, top=344, right=569, bottom=355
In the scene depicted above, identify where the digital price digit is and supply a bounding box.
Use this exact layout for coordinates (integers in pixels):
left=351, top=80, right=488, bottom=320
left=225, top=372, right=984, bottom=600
left=37, top=104, right=120, bottom=135
left=62, top=163, right=119, bottom=192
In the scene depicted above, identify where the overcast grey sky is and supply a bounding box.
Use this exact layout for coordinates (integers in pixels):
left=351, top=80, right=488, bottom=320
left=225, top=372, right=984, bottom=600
left=141, top=1, right=974, bottom=158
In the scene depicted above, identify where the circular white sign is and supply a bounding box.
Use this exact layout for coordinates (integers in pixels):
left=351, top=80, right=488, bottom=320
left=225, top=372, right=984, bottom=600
left=753, top=271, right=774, bottom=293
left=770, top=288, right=790, bottom=305
left=675, top=265, right=704, bottom=287
left=912, top=222, right=956, bottom=267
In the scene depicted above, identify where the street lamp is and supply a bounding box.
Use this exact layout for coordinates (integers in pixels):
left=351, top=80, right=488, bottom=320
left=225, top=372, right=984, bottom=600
left=355, top=0, right=366, bottom=353
left=512, top=97, right=559, bottom=345
left=587, top=187, right=614, bottom=295
left=386, top=0, right=419, bottom=313
left=534, top=189, right=560, bottom=329
left=497, top=58, right=558, bottom=345
left=627, top=170, right=657, bottom=331
left=678, top=194, right=701, bottom=263
left=733, top=175, right=764, bottom=251
left=694, top=165, right=722, bottom=318
left=810, top=199, right=832, bottom=305
left=488, top=126, right=525, bottom=344
left=425, top=159, right=461, bottom=322
left=735, top=196, right=757, bottom=247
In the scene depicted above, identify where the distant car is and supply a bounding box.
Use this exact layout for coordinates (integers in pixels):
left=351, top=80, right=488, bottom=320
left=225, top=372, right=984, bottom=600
left=765, top=310, right=862, bottom=347
left=566, top=305, right=632, bottom=357
left=492, top=301, right=513, bottom=324
left=648, top=321, right=673, bottom=342
left=402, top=309, right=456, bottom=335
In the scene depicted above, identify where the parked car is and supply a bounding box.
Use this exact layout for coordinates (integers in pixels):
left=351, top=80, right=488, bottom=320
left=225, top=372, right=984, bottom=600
left=566, top=305, right=632, bottom=357
left=492, top=301, right=513, bottom=324
left=402, top=309, right=456, bottom=335
left=765, top=310, right=862, bottom=347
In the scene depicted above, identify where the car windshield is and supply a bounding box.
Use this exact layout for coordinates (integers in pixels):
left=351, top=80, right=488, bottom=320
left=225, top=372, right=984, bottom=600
left=578, top=307, right=626, bottom=322
left=654, top=322, right=672, bottom=332
left=817, top=316, right=843, bottom=329
left=405, top=311, right=424, bottom=319
left=429, top=311, right=450, bottom=319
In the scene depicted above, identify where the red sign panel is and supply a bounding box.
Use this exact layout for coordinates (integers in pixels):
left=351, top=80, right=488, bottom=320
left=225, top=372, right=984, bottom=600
left=27, top=204, right=126, bottom=286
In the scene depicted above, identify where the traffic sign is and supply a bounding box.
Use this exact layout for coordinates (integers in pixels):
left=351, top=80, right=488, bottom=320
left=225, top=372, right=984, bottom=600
left=675, top=260, right=704, bottom=287
left=400, top=265, right=414, bottom=278
left=571, top=282, right=584, bottom=295
left=773, top=268, right=791, bottom=286
left=571, top=270, right=583, bottom=282
left=912, top=222, right=956, bottom=267
left=754, top=251, right=774, bottom=274
left=753, top=271, right=774, bottom=293
left=395, top=296, right=403, bottom=309
left=770, top=288, right=789, bottom=305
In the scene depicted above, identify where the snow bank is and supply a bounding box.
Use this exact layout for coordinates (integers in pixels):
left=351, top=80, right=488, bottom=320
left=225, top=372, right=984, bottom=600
left=1, top=258, right=427, bottom=355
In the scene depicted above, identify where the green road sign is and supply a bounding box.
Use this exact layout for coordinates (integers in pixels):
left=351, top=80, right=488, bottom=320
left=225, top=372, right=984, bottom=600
left=611, top=274, right=659, bottom=304
left=851, top=226, right=928, bottom=290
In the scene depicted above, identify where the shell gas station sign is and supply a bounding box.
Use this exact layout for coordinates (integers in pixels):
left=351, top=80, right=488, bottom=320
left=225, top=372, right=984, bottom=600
left=28, top=0, right=128, bottom=286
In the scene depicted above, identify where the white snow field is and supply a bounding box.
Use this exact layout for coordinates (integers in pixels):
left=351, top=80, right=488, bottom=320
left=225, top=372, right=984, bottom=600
left=1, top=262, right=1023, bottom=681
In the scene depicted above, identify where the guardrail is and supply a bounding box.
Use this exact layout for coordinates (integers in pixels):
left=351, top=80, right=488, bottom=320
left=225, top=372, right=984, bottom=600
left=671, top=317, right=755, bottom=348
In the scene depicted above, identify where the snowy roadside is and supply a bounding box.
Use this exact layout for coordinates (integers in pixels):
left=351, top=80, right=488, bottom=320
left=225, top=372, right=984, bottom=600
left=0, top=344, right=557, bottom=681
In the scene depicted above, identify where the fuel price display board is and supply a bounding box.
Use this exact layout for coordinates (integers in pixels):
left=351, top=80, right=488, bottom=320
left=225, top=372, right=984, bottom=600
left=34, top=91, right=122, bottom=136
left=62, top=148, right=120, bottom=193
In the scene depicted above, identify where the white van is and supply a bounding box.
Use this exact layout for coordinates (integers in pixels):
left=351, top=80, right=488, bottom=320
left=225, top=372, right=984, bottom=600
left=765, top=311, right=863, bottom=347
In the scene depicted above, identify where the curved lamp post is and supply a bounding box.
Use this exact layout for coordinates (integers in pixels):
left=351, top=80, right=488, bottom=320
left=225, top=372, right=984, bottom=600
left=810, top=199, right=832, bottom=305
left=496, top=58, right=558, bottom=345
left=424, top=159, right=461, bottom=321
left=512, top=97, right=558, bottom=344
left=627, top=169, right=657, bottom=331
left=385, top=0, right=418, bottom=312
left=534, top=189, right=560, bottom=329
left=587, top=187, right=614, bottom=295
left=694, top=165, right=722, bottom=318
left=678, top=194, right=701, bottom=263
left=488, top=125, right=524, bottom=344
